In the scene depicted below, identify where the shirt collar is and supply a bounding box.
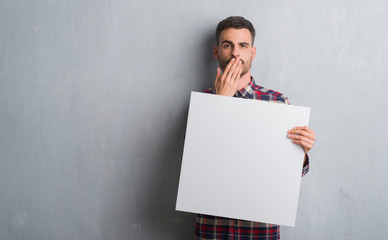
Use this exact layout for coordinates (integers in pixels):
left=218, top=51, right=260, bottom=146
left=237, top=77, right=259, bottom=98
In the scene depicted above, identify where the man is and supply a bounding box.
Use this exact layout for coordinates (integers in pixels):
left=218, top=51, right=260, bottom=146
left=195, top=16, right=316, bottom=240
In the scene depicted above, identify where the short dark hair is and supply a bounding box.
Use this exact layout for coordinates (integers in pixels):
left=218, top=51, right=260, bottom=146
left=215, top=16, right=256, bottom=45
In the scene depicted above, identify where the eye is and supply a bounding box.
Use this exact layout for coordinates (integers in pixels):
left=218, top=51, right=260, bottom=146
left=241, top=44, right=248, bottom=48
left=223, top=43, right=231, bottom=48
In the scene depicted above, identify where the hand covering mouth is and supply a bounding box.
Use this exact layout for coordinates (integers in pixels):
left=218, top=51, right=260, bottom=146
left=226, top=58, right=244, bottom=65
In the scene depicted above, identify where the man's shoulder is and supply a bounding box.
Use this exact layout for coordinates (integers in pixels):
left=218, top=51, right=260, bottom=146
left=253, top=85, right=288, bottom=98
left=248, top=80, right=289, bottom=104
left=256, top=88, right=290, bottom=104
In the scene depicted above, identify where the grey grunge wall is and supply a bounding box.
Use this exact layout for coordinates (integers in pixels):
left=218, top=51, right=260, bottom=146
left=1, top=0, right=388, bottom=239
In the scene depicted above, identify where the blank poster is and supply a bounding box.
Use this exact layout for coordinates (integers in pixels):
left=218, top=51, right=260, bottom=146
left=176, top=92, right=310, bottom=227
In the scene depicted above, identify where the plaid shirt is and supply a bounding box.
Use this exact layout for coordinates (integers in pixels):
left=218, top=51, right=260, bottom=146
left=195, top=77, right=309, bottom=240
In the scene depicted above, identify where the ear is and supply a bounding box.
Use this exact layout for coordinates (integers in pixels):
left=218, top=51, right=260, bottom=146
left=213, top=45, right=219, bottom=60
left=251, top=46, right=256, bottom=61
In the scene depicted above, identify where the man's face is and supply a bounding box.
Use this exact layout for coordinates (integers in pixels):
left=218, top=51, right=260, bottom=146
left=214, top=28, right=256, bottom=76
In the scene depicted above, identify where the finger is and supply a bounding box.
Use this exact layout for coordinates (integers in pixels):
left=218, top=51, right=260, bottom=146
left=288, top=134, right=314, bottom=145
left=226, top=56, right=241, bottom=76
left=230, top=61, right=241, bottom=82
left=289, top=134, right=315, bottom=147
left=223, top=58, right=236, bottom=78
left=215, top=67, right=221, bottom=87
left=292, top=139, right=313, bottom=152
left=288, top=129, right=313, bottom=139
left=225, top=58, right=240, bottom=82
left=233, top=67, right=241, bottom=87
left=292, top=138, right=313, bottom=147
left=288, top=129, right=315, bottom=141
left=291, top=126, right=314, bottom=135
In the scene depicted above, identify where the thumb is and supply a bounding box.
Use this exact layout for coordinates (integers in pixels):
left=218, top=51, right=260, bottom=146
left=214, top=68, right=221, bottom=87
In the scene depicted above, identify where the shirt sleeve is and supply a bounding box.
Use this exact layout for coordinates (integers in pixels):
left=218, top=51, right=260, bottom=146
left=302, top=154, right=309, bottom=177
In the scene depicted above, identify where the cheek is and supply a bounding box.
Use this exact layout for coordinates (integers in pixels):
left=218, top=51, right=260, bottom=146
left=244, top=53, right=253, bottom=62
left=220, top=49, right=231, bottom=57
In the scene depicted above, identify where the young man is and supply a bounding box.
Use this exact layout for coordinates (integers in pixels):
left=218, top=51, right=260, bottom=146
left=195, top=16, right=316, bottom=240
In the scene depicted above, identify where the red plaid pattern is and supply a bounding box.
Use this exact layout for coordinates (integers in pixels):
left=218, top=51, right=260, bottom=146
left=195, top=78, right=309, bottom=240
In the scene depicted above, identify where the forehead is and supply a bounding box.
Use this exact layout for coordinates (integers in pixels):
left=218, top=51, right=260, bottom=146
left=219, top=28, right=253, bottom=45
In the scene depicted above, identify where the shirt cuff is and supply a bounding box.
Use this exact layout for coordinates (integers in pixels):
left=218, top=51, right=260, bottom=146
left=302, top=154, right=309, bottom=177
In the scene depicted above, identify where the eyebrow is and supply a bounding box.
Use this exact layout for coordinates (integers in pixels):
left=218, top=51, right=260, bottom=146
left=221, top=40, right=251, bottom=46
left=221, top=40, right=233, bottom=45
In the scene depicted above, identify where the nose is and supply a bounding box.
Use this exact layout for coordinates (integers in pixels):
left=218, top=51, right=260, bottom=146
left=232, top=46, right=240, bottom=58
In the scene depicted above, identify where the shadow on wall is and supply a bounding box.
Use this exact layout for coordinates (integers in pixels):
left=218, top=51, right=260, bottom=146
left=200, top=30, right=219, bottom=91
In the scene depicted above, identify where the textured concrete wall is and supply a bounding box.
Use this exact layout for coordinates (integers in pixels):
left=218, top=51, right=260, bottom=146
left=1, top=0, right=387, bottom=239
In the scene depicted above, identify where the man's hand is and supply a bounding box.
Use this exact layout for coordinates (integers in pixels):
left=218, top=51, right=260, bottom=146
left=215, top=57, right=242, bottom=96
left=288, top=126, right=316, bottom=154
